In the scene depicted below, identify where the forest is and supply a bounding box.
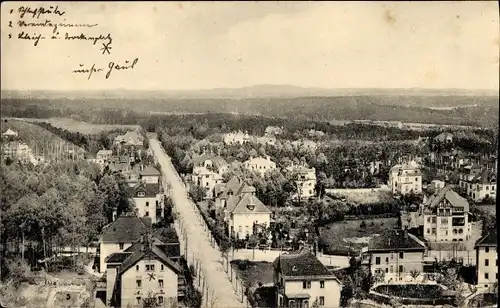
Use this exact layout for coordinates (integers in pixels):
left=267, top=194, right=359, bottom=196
left=0, top=159, right=132, bottom=278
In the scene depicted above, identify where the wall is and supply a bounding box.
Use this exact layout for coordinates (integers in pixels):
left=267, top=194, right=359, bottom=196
left=142, top=175, right=159, bottom=184
left=477, top=246, right=498, bottom=287
left=99, top=242, right=133, bottom=273
left=423, top=214, right=471, bottom=242
left=132, top=196, right=160, bottom=223
left=370, top=251, right=424, bottom=276
left=284, top=279, right=341, bottom=308
left=121, top=259, right=178, bottom=308
left=231, top=213, right=271, bottom=238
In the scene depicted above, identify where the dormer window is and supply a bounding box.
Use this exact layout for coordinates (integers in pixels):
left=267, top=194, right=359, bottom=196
left=138, top=192, right=145, bottom=197
left=247, top=203, right=255, bottom=211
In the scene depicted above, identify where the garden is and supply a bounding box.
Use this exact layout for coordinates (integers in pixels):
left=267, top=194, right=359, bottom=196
left=370, top=283, right=456, bottom=306
left=231, top=260, right=276, bottom=308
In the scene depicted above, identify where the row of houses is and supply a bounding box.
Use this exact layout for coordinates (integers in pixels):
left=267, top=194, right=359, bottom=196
left=458, top=164, right=496, bottom=202
left=223, top=130, right=319, bottom=150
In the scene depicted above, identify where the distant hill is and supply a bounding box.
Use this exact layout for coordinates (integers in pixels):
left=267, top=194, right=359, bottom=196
left=2, top=85, right=498, bottom=100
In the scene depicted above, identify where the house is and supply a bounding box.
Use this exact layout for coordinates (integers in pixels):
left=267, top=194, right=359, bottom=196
left=451, top=153, right=471, bottom=170
left=369, top=161, right=383, bottom=175
left=365, top=229, right=427, bottom=281
left=128, top=182, right=164, bottom=224
left=467, top=169, right=496, bottom=202
left=291, top=139, right=317, bottom=151
left=114, top=131, right=145, bottom=147
left=421, top=186, right=472, bottom=242
left=101, top=232, right=183, bottom=307
left=215, top=176, right=244, bottom=208
left=244, top=156, right=277, bottom=176
left=223, top=131, right=252, bottom=145
left=1, top=141, right=44, bottom=165
left=96, top=150, right=113, bottom=166
left=273, top=250, right=342, bottom=308
left=98, top=214, right=152, bottom=273
left=265, top=126, right=283, bottom=136
left=285, top=164, right=317, bottom=201
left=400, top=210, right=424, bottom=236
left=434, top=132, right=454, bottom=143
left=430, top=179, right=446, bottom=191
left=2, top=128, right=18, bottom=139
left=388, top=164, right=422, bottom=195
left=191, top=166, right=223, bottom=199
left=140, top=166, right=161, bottom=184
left=225, top=184, right=272, bottom=239
left=475, top=233, right=497, bottom=289
left=458, top=164, right=483, bottom=192
left=192, top=155, right=229, bottom=176
left=256, top=135, right=277, bottom=147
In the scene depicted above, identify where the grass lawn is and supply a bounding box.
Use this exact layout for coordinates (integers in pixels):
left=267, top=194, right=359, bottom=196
left=476, top=204, right=496, bottom=216
left=320, top=217, right=398, bottom=253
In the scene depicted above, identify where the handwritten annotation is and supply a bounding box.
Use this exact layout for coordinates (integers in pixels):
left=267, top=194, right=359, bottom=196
left=72, top=58, right=139, bottom=80
left=18, top=6, right=65, bottom=19
left=17, top=19, right=98, bottom=34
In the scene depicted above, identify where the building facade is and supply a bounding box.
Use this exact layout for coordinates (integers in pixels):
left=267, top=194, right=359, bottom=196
left=274, top=251, right=342, bottom=308
left=421, top=186, right=472, bottom=242
left=243, top=156, right=277, bottom=176
left=475, top=233, right=497, bottom=289
left=388, top=164, right=422, bottom=195
left=285, top=164, right=317, bottom=201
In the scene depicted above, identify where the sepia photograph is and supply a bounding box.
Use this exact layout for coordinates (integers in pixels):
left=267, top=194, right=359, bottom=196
left=0, top=1, right=498, bottom=308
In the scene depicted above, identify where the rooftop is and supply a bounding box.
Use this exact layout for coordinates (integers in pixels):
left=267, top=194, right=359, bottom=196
left=423, top=186, right=469, bottom=212
left=273, top=250, right=338, bottom=279
left=475, top=233, right=497, bottom=248
left=100, top=214, right=151, bottom=243
left=368, top=229, right=426, bottom=253
left=140, top=165, right=161, bottom=176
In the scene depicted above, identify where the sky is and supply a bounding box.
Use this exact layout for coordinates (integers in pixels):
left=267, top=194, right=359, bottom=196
left=1, top=1, right=499, bottom=91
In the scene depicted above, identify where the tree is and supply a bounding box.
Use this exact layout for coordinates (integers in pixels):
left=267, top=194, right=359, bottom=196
left=188, top=184, right=207, bottom=203
left=247, top=234, right=259, bottom=260
left=184, top=286, right=203, bottom=308
left=142, top=292, right=161, bottom=308
left=409, top=269, right=420, bottom=281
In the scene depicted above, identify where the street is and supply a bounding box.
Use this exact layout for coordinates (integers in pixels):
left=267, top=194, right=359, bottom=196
left=150, top=138, right=245, bottom=308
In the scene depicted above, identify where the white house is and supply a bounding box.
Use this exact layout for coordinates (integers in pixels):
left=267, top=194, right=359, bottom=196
left=128, top=183, right=164, bottom=224
left=102, top=232, right=183, bottom=307
left=291, top=139, right=317, bottom=151
left=364, top=229, right=427, bottom=282
left=244, top=156, right=277, bottom=176
left=2, top=128, right=18, bottom=138
left=114, top=131, right=144, bottom=147
left=225, top=184, right=272, bottom=239
left=475, top=233, right=497, bottom=289
left=98, top=214, right=152, bottom=273
left=191, top=155, right=229, bottom=176
left=223, top=131, right=252, bottom=145
left=215, top=176, right=244, bottom=209
left=140, top=166, right=161, bottom=184
left=96, top=149, right=113, bottom=166
left=388, top=164, right=422, bottom=195
left=285, top=164, right=317, bottom=201
left=191, top=166, right=223, bottom=199
left=467, top=169, right=496, bottom=202
left=421, top=186, right=472, bottom=242
left=430, top=179, right=446, bottom=191
left=274, top=250, right=342, bottom=308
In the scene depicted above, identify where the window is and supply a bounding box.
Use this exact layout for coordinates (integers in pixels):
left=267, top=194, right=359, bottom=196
left=375, top=257, right=381, bottom=265
left=399, top=252, right=404, bottom=259
left=432, top=228, right=436, bottom=234
left=319, top=296, right=325, bottom=306
left=145, top=264, right=155, bottom=271
left=302, top=281, right=311, bottom=289
left=485, top=259, right=489, bottom=266
left=145, top=211, right=149, bottom=216
left=486, top=186, right=489, bottom=190
left=136, top=265, right=139, bottom=271
left=485, top=273, right=489, bottom=279
left=385, top=257, right=389, bottom=264
left=119, top=243, right=124, bottom=250
left=158, top=296, right=164, bottom=304
left=320, top=280, right=325, bottom=288
left=385, top=268, right=388, bottom=273
left=432, top=217, right=437, bottom=223
left=485, top=247, right=489, bottom=253
left=427, top=228, right=430, bottom=234
left=136, top=297, right=141, bottom=304
left=427, top=217, right=431, bottom=223
left=415, top=177, right=418, bottom=181
left=138, top=192, right=145, bottom=197
left=399, top=265, right=404, bottom=273
left=279, top=297, right=283, bottom=307
left=136, top=280, right=142, bottom=288
left=159, top=279, right=164, bottom=287
left=161, top=264, right=164, bottom=271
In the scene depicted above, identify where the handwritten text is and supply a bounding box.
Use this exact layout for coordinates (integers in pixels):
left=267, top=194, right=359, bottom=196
left=18, top=5, right=66, bottom=19
left=72, top=58, right=139, bottom=80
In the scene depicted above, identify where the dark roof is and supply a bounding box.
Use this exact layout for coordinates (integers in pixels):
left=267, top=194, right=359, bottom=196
left=423, top=186, right=469, bottom=213
left=368, top=230, right=426, bottom=252
left=128, top=183, right=161, bottom=198
left=140, top=166, right=161, bottom=176
left=153, top=227, right=180, bottom=244
left=273, top=251, right=338, bottom=279
left=471, top=169, right=496, bottom=184
left=105, top=252, right=132, bottom=263
left=100, top=215, right=151, bottom=243
left=118, top=245, right=181, bottom=275
left=475, top=233, right=497, bottom=248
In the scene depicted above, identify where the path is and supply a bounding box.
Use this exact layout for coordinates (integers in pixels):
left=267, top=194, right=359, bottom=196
left=150, top=138, right=244, bottom=308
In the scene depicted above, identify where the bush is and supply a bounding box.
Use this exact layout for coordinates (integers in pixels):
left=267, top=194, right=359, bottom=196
left=6, top=258, right=33, bottom=287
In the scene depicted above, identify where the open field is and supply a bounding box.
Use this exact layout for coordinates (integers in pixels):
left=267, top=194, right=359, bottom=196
left=320, top=217, right=399, bottom=253
left=3, top=117, right=141, bottom=134
left=326, top=186, right=393, bottom=204
left=476, top=204, right=497, bottom=216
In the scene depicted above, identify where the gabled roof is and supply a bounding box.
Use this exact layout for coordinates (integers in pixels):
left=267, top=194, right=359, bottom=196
left=228, top=191, right=271, bottom=214
left=471, top=169, right=496, bottom=185
left=122, top=131, right=143, bottom=140
left=100, top=215, right=151, bottom=243
left=140, top=166, right=161, bottom=176
left=2, top=128, right=18, bottom=136
left=273, top=251, right=339, bottom=280
left=369, top=230, right=426, bottom=252
left=128, top=182, right=161, bottom=198
left=117, top=245, right=181, bottom=275
left=191, top=154, right=215, bottom=167
left=475, top=233, right=497, bottom=248
left=126, top=231, right=181, bottom=259
left=423, top=186, right=469, bottom=212
left=219, top=176, right=244, bottom=199
left=96, top=149, right=112, bottom=156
